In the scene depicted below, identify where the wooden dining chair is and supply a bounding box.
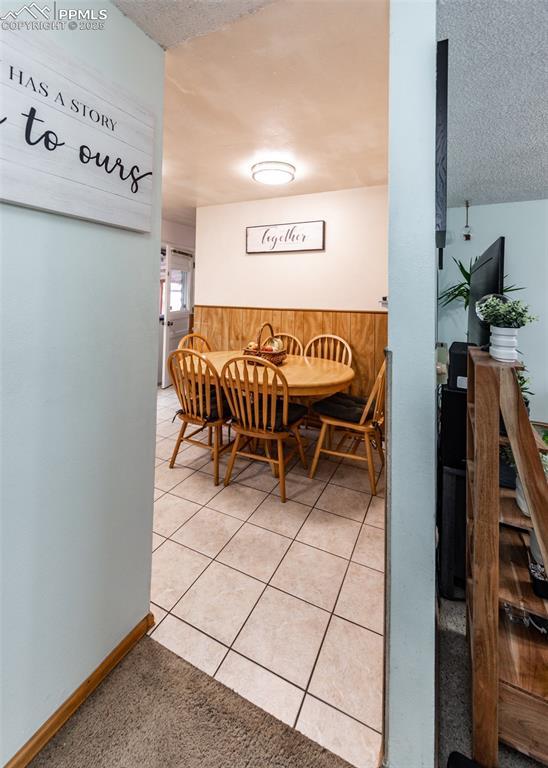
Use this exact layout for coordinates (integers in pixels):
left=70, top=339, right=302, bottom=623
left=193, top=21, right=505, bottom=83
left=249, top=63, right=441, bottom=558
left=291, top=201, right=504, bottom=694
left=168, top=349, right=231, bottom=485
left=220, top=356, right=307, bottom=502
left=178, top=332, right=212, bottom=353
left=276, top=332, right=304, bottom=356
left=309, top=360, right=386, bottom=494
left=304, top=334, right=352, bottom=365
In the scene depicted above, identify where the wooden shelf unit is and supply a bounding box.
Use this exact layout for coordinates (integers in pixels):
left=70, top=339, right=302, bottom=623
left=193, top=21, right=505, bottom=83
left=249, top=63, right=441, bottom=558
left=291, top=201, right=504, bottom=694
left=466, top=348, right=548, bottom=767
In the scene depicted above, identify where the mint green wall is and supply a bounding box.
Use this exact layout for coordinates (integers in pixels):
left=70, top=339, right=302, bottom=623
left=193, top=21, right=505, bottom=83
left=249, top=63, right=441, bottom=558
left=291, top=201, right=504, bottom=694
left=438, top=200, right=548, bottom=419
left=0, top=4, right=164, bottom=762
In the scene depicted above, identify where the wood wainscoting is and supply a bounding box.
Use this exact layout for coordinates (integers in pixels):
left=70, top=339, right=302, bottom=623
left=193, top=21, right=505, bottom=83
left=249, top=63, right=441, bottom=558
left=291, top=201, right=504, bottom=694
left=193, top=305, right=387, bottom=397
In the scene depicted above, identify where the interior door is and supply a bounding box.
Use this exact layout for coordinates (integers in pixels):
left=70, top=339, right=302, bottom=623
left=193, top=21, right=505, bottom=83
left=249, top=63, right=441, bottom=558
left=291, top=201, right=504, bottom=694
left=160, top=245, right=193, bottom=388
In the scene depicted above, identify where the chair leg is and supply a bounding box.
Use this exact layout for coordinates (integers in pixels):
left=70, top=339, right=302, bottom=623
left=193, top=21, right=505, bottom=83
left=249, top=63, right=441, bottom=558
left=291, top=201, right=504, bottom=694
left=264, top=440, right=278, bottom=477
left=224, top=433, right=241, bottom=487
left=292, top=424, right=307, bottom=469
left=277, top=438, right=286, bottom=503
left=169, top=422, right=187, bottom=468
left=376, top=428, right=385, bottom=465
left=213, top=425, right=221, bottom=486
left=309, top=421, right=327, bottom=479
left=364, top=436, right=377, bottom=495
left=208, top=426, right=213, bottom=446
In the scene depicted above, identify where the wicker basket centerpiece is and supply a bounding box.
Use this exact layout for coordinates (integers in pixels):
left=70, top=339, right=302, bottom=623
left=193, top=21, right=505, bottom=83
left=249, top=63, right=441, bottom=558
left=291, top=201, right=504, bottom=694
left=243, top=322, right=287, bottom=366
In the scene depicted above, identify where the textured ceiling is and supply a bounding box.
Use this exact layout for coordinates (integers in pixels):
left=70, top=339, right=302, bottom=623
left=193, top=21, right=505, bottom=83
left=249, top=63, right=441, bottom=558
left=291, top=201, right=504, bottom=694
left=161, top=0, right=388, bottom=224
left=113, top=0, right=275, bottom=49
left=438, top=0, right=548, bottom=207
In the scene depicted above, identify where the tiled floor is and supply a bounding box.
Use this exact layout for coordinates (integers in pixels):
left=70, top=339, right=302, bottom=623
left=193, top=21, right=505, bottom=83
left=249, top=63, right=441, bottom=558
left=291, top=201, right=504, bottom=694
left=150, top=386, right=386, bottom=768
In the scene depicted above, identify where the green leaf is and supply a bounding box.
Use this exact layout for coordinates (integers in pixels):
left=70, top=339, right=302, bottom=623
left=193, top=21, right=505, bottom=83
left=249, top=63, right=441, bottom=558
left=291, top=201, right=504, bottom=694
left=455, top=257, right=473, bottom=282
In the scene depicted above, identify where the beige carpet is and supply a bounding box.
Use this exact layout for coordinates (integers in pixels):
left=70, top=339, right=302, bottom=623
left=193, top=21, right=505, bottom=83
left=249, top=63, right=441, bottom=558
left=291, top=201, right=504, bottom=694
left=30, top=636, right=351, bottom=768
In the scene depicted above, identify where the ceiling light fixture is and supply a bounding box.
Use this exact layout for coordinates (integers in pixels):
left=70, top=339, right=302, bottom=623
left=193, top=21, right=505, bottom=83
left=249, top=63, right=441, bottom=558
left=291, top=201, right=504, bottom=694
left=251, top=161, right=295, bottom=185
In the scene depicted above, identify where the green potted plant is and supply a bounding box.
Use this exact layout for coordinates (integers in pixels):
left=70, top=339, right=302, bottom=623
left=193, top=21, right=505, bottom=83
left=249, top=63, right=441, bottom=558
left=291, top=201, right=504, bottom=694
left=438, top=257, right=521, bottom=309
left=438, top=258, right=476, bottom=308
left=476, top=296, right=536, bottom=362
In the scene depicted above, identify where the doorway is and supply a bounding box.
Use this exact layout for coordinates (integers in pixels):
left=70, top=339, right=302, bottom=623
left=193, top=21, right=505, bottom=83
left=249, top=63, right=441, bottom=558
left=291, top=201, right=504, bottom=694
left=159, top=244, right=194, bottom=388
left=150, top=1, right=390, bottom=767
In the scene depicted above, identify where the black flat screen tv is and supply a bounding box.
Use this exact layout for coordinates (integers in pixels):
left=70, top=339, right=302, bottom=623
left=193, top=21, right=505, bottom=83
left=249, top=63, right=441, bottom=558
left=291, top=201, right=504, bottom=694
left=468, top=237, right=505, bottom=347
left=436, top=39, right=448, bottom=266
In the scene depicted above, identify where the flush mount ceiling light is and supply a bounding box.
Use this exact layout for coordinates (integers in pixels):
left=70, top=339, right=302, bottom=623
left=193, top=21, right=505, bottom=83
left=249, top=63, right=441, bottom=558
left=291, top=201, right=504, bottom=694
left=251, top=161, right=295, bottom=185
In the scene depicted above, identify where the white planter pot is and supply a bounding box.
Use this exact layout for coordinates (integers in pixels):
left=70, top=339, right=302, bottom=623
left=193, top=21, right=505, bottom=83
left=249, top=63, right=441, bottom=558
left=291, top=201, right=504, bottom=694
left=515, top=475, right=531, bottom=517
left=489, top=325, right=518, bottom=362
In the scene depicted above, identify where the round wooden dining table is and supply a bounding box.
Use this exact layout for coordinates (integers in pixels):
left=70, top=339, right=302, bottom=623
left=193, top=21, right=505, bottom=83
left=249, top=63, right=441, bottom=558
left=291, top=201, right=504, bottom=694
left=203, top=351, right=355, bottom=397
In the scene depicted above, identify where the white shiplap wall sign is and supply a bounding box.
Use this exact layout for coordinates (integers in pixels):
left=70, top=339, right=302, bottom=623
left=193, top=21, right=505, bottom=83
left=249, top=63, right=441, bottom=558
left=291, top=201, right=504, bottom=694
left=246, top=220, right=325, bottom=253
left=0, top=31, right=155, bottom=232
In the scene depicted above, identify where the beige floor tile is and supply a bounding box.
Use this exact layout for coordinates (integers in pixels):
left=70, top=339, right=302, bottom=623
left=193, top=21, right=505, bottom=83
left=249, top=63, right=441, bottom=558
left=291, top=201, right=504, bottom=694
left=352, top=525, right=385, bottom=572
left=152, top=532, right=165, bottom=551
left=297, top=695, right=382, bottom=768
left=153, top=488, right=165, bottom=501
left=309, top=616, right=383, bottom=731
left=148, top=603, right=167, bottom=635
left=216, top=651, right=304, bottom=727
left=297, top=509, right=361, bottom=559
left=154, top=462, right=195, bottom=492
left=233, top=462, right=280, bottom=493
left=171, top=507, right=242, bottom=557
left=335, top=563, right=384, bottom=634
left=150, top=540, right=210, bottom=610
left=176, top=444, right=212, bottom=471
left=315, top=484, right=371, bottom=523
left=208, top=483, right=268, bottom=521
left=217, top=523, right=290, bottom=582
left=156, top=406, right=174, bottom=421
left=290, top=456, right=339, bottom=483
left=301, top=426, right=321, bottom=443
left=156, top=420, right=182, bottom=439
left=248, top=495, right=312, bottom=538
left=170, top=471, right=221, bottom=505
left=233, top=587, right=329, bottom=688
left=272, top=474, right=327, bottom=506
left=200, top=453, right=249, bottom=480
left=365, top=495, right=385, bottom=529
left=329, top=463, right=371, bottom=494
left=151, top=615, right=227, bottom=676
left=271, top=542, right=347, bottom=611
left=172, top=562, right=264, bottom=645
left=155, top=438, right=179, bottom=462
left=342, top=451, right=383, bottom=472
left=153, top=494, right=200, bottom=537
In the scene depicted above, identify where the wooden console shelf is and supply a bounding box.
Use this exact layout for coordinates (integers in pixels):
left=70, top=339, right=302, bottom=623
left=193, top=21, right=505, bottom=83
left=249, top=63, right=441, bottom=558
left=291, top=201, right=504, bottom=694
left=499, top=527, right=547, bottom=619
left=466, top=348, right=548, bottom=767
left=499, top=491, right=533, bottom=531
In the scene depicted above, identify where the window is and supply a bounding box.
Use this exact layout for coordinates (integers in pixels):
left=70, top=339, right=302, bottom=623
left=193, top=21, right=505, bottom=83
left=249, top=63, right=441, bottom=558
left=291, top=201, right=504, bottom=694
left=169, top=269, right=189, bottom=311
left=159, top=247, right=193, bottom=315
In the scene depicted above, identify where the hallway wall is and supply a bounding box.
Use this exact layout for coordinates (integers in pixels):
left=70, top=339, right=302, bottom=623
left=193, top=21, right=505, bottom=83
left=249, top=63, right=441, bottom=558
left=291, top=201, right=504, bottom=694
left=162, top=218, right=196, bottom=250
left=385, top=1, right=437, bottom=766
left=195, top=186, right=388, bottom=311
left=438, top=199, right=548, bottom=420
left=0, top=4, right=164, bottom=763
